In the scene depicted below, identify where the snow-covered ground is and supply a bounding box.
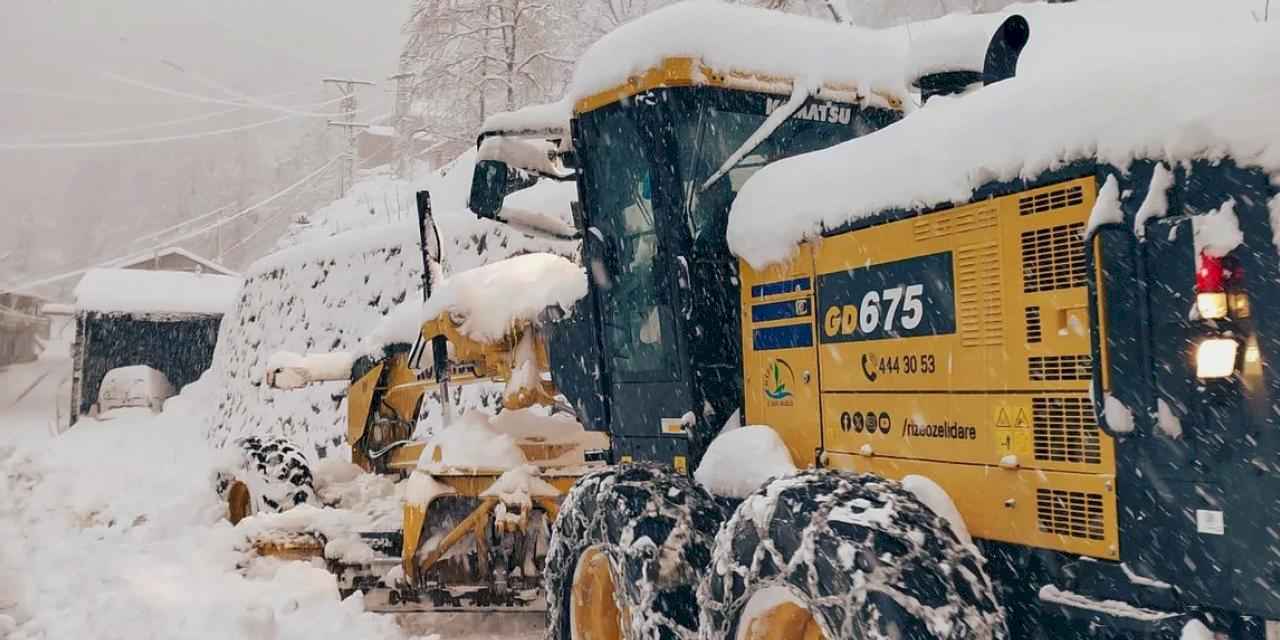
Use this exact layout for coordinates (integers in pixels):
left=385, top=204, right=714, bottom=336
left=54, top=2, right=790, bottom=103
left=0, top=154, right=565, bottom=637
left=0, top=325, right=544, bottom=639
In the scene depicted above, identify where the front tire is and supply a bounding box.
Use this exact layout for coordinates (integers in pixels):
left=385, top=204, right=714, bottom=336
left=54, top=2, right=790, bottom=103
left=545, top=464, right=726, bottom=640
left=215, top=436, right=317, bottom=524
left=698, top=470, right=1006, bottom=640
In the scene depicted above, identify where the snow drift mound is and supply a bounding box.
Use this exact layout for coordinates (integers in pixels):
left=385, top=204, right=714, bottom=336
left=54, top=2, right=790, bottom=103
left=0, top=409, right=406, bottom=640
left=202, top=161, right=578, bottom=456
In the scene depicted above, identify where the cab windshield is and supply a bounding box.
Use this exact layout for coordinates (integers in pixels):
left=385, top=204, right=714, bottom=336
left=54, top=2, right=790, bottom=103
left=670, top=89, right=882, bottom=255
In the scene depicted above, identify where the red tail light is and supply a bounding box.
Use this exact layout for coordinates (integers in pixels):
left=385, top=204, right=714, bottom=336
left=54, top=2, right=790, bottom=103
left=1196, top=251, right=1241, bottom=294
left=1196, top=251, right=1242, bottom=321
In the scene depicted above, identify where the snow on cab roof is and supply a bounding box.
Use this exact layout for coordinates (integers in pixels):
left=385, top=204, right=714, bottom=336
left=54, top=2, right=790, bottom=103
left=74, top=268, right=241, bottom=316
left=727, top=0, right=1280, bottom=267
left=728, top=0, right=1280, bottom=269
left=567, top=1, right=911, bottom=109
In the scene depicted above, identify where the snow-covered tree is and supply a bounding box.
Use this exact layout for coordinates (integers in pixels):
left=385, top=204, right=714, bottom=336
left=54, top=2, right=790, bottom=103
left=401, top=0, right=577, bottom=160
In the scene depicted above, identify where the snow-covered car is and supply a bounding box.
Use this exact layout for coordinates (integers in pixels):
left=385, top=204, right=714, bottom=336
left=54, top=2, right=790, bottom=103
left=93, top=365, right=175, bottom=419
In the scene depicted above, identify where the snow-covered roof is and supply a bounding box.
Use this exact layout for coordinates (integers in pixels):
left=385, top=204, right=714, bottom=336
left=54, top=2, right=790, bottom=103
left=108, top=246, right=237, bottom=276
left=364, top=125, right=395, bottom=137
left=728, top=0, right=1280, bottom=268
left=567, top=2, right=911, bottom=108
left=74, top=268, right=241, bottom=316
left=365, top=252, right=587, bottom=353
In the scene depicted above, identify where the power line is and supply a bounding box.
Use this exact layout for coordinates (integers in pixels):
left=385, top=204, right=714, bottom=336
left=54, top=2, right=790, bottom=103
left=29, top=105, right=247, bottom=141
left=0, top=112, right=300, bottom=150
left=20, top=89, right=321, bottom=142
left=104, top=73, right=352, bottom=118
left=5, top=154, right=343, bottom=294
left=0, top=87, right=193, bottom=106
left=131, top=204, right=233, bottom=246
left=219, top=137, right=395, bottom=260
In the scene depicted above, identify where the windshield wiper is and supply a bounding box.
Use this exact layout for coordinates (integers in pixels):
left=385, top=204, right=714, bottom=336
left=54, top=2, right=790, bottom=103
left=699, top=82, right=810, bottom=192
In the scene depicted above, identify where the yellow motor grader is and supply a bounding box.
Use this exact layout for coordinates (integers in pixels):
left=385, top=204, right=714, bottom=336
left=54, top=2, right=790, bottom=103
left=221, top=2, right=1280, bottom=638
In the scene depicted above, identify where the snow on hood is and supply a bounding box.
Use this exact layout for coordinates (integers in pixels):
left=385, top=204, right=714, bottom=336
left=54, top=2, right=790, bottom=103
left=728, top=0, right=1280, bottom=268
left=567, top=1, right=910, bottom=105
left=364, top=252, right=586, bottom=353
left=74, top=268, right=241, bottom=315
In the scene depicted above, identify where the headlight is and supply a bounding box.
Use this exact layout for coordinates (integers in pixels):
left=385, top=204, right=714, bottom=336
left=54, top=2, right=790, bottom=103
left=1196, top=292, right=1229, bottom=320
left=1196, top=338, right=1238, bottom=379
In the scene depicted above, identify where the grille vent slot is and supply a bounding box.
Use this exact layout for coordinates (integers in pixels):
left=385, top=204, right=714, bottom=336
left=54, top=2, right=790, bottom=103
left=1022, top=222, right=1088, bottom=293
left=914, top=205, right=997, bottom=240
left=1036, top=488, right=1105, bottom=540
left=1025, top=306, right=1042, bottom=343
left=1019, top=185, right=1084, bottom=216
left=956, top=242, right=1003, bottom=347
left=1028, top=354, right=1092, bottom=381
left=1033, top=396, right=1101, bottom=464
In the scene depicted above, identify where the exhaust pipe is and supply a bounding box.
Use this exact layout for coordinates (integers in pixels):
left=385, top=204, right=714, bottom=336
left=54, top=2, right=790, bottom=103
left=915, top=14, right=1031, bottom=103
left=983, top=15, right=1030, bottom=86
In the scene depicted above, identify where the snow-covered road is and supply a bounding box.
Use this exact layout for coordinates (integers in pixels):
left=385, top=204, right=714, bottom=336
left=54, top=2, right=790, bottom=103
left=0, top=330, right=544, bottom=640
left=0, top=319, right=72, bottom=447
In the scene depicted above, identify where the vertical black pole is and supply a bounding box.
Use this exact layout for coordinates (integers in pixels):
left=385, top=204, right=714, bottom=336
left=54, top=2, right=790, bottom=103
left=416, top=188, right=452, bottom=426
left=415, top=190, right=434, bottom=302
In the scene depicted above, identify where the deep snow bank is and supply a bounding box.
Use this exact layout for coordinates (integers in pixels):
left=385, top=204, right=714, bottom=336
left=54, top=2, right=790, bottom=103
left=0, top=410, right=407, bottom=640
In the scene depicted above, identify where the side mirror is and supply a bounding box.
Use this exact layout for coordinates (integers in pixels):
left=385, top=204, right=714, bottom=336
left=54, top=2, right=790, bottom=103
left=468, top=159, right=509, bottom=219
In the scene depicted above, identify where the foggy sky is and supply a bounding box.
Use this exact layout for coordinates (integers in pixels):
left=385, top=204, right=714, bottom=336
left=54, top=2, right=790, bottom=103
left=0, top=0, right=406, bottom=280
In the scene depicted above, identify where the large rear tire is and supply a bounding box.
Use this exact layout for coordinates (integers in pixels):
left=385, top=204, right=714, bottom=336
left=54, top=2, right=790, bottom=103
left=545, top=464, right=726, bottom=640
left=215, top=436, right=317, bottom=524
left=698, top=470, right=1006, bottom=640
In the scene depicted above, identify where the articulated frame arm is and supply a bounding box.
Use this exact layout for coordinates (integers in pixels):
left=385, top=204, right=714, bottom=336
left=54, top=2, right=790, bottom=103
left=266, top=310, right=561, bottom=474
left=414, top=315, right=559, bottom=411
left=343, top=314, right=560, bottom=473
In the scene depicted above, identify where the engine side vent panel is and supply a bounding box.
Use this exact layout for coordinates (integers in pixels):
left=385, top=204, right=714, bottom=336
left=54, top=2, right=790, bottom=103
left=1028, top=354, right=1092, bottom=381
left=1021, top=222, right=1088, bottom=293
left=1025, top=306, right=1042, bottom=343
left=1019, top=185, right=1084, bottom=216
left=956, top=242, right=1003, bottom=347
left=913, top=204, right=997, bottom=241
left=1036, top=488, right=1105, bottom=540
left=1033, top=396, right=1101, bottom=464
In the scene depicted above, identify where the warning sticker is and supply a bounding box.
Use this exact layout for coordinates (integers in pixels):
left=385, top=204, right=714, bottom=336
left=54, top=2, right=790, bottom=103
left=994, top=403, right=1032, bottom=458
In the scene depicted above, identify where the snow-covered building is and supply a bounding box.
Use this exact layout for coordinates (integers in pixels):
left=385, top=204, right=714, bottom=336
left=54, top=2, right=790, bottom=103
left=69, top=268, right=241, bottom=425
left=109, top=247, right=236, bottom=276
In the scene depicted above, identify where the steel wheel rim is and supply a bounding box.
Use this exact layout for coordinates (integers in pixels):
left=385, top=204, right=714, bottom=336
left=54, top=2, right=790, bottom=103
left=570, top=545, right=627, bottom=640
left=227, top=480, right=251, bottom=524
left=737, top=587, right=827, bottom=640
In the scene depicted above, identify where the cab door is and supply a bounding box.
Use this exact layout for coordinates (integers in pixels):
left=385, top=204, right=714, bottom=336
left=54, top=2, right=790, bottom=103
left=578, top=97, right=696, bottom=468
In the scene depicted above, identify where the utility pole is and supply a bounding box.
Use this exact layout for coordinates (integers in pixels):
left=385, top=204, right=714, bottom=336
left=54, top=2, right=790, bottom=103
left=389, top=66, right=415, bottom=179
left=322, top=77, right=375, bottom=196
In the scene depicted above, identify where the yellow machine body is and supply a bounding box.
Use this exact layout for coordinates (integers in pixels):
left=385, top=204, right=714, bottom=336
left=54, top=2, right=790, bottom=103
left=740, top=176, right=1119, bottom=559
